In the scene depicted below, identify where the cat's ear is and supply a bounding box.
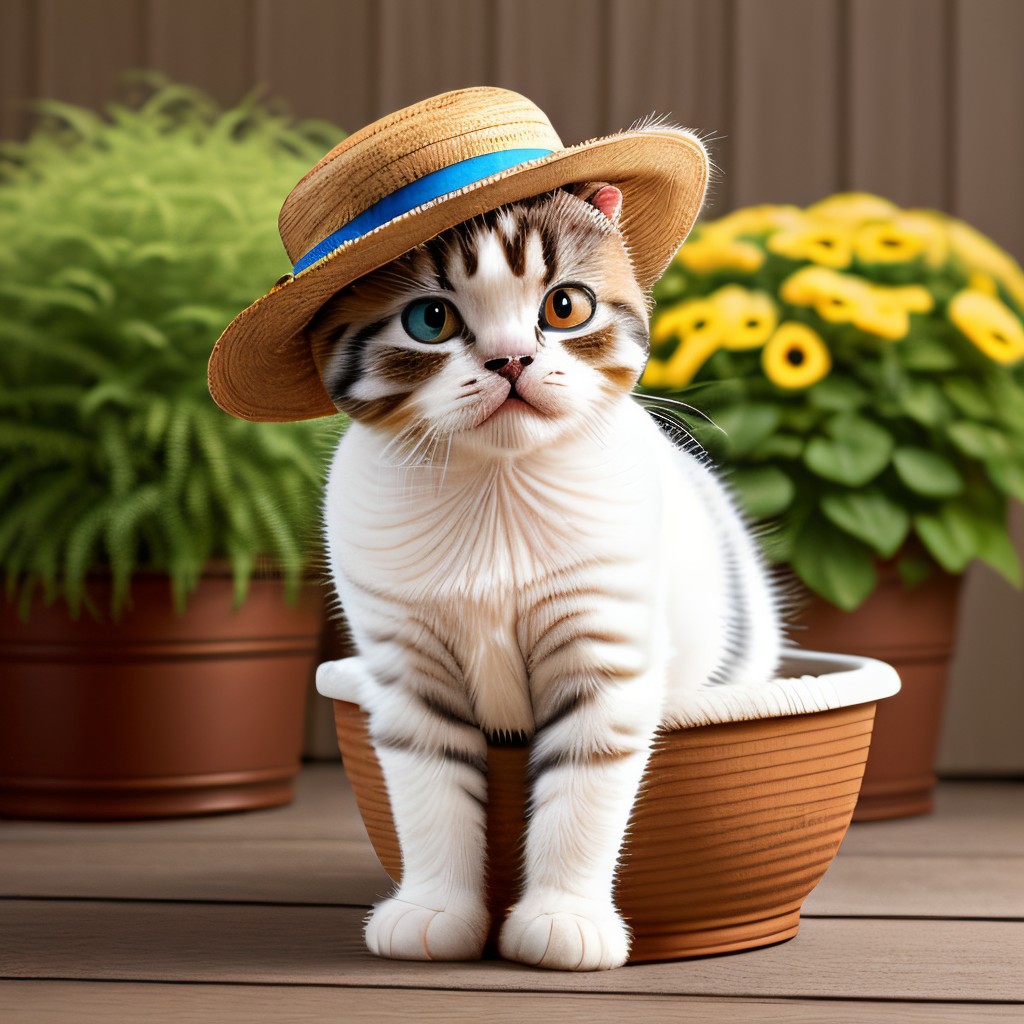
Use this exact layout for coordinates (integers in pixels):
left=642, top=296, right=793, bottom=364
left=587, top=184, right=623, bottom=224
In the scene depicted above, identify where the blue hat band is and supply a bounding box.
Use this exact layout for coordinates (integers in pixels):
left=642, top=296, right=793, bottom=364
left=292, top=147, right=554, bottom=276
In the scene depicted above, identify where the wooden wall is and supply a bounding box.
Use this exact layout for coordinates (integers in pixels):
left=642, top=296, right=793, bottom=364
left=1, top=0, right=1022, bottom=772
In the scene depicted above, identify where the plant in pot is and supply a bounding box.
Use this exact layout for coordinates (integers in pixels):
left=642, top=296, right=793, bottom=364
left=0, top=80, right=346, bottom=819
left=641, top=192, right=1024, bottom=820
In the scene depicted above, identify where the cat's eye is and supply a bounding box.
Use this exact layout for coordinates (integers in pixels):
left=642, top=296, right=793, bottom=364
left=401, top=298, right=461, bottom=343
left=540, top=285, right=596, bottom=331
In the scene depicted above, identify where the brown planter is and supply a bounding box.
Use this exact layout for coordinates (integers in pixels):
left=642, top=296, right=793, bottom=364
left=795, top=568, right=960, bottom=821
left=0, top=570, right=322, bottom=820
left=327, top=652, right=896, bottom=963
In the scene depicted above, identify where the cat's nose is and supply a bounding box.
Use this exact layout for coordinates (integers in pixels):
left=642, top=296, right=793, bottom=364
left=483, top=355, right=533, bottom=383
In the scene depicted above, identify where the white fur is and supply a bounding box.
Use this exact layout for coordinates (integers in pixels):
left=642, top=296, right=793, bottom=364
left=322, top=209, right=781, bottom=970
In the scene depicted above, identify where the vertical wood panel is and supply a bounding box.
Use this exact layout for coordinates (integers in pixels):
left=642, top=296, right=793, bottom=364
left=732, top=0, right=844, bottom=206
left=146, top=0, right=253, bottom=108
left=0, top=0, right=34, bottom=138
left=252, top=0, right=374, bottom=133
left=937, top=0, right=1024, bottom=776
left=493, top=0, right=608, bottom=144
left=35, top=0, right=145, bottom=112
left=607, top=0, right=733, bottom=215
left=375, top=0, right=491, bottom=119
left=847, top=0, right=951, bottom=210
left=953, top=0, right=1024, bottom=257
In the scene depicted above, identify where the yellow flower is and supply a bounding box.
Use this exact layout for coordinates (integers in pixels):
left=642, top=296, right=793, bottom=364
left=898, top=211, right=949, bottom=268
left=651, top=297, right=721, bottom=346
left=768, top=218, right=853, bottom=269
left=948, top=289, right=1024, bottom=365
left=860, top=284, right=935, bottom=339
left=781, top=267, right=869, bottom=323
left=761, top=323, right=832, bottom=388
left=644, top=332, right=719, bottom=389
left=947, top=219, right=1024, bottom=313
left=713, top=204, right=803, bottom=238
left=676, top=226, right=765, bottom=273
left=879, top=285, right=934, bottom=313
left=968, top=272, right=999, bottom=297
left=807, top=193, right=900, bottom=222
left=780, top=267, right=929, bottom=340
left=854, top=220, right=928, bottom=264
left=710, top=284, right=778, bottom=349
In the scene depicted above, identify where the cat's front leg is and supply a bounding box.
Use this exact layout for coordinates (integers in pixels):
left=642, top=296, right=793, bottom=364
left=362, top=671, right=489, bottom=961
left=498, top=660, right=662, bottom=971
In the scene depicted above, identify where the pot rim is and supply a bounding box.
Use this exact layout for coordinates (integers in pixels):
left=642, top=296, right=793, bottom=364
left=316, top=648, right=900, bottom=729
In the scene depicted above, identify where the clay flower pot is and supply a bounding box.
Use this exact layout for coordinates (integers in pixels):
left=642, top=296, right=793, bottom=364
left=0, top=569, right=323, bottom=820
left=320, top=650, right=899, bottom=962
left=797, top=567, right=960, bottom=821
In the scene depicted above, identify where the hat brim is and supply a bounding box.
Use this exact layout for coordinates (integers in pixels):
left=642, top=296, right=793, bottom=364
left=208, top=128, right=707, bottom=422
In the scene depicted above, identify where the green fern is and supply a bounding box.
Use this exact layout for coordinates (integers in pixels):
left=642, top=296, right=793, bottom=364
left=0, top=78, right=347, bottom=618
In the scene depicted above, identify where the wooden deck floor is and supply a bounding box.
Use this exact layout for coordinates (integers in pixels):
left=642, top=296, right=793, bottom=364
left=2, top=766, right=1022, bottom=1022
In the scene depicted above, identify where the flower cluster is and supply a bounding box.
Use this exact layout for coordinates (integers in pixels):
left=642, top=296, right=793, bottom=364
left=643, top=193, right=1024, bottom=609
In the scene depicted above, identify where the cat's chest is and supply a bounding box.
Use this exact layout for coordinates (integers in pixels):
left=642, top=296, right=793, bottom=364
left=326, top=428, right=658, bottom=600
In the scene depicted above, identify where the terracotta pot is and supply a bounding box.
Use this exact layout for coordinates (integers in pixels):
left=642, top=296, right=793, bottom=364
left=0, top=570, right=322, bottom=820
left=326, top=651, right=897, bottom=963
left=796, top=568, right=960, bottom=821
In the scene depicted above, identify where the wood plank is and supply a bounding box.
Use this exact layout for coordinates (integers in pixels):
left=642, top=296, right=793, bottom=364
left=0, top=0, right=34, bottom=139
left=6, top=837, right=1023, bottom=923
left=952, top=0, right=1024, bottom=258
left=4, top=773, right=1020, bottom=919
left=731, top=0, right=844, bottom=206
left=846, top=0, right=951, bottom=210
left=492, top=0, right=607, bottom=144
left=0, top=839, right=388, bottom=906
left=837, top=782, right=1024, bottom=857
left=2, top=901, right=1021, bottom=1002
left=145, top=0, right=253, bottom=108
left=35, top=0, right=144, bottom=112
left=805, top=855, right=1024, bottom=919
left=2, top=981, right=1021, bottom=1024
left=0, top=764, right=360, bottom=843
left=607, top=0, right=733, bottom=215
left=251, top=0, right=373, bottom=134
left=375, top=0, right=491, bottom=117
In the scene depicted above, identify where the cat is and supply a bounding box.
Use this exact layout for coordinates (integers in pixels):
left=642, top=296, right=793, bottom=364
left=312, top=181, right=783, bottom=971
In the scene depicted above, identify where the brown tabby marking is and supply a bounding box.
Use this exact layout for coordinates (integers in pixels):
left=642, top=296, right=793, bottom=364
left=373, top=346, right=450, bottom=387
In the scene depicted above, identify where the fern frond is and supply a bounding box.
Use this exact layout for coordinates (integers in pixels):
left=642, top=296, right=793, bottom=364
left=104, top=483, right=163, bottom=613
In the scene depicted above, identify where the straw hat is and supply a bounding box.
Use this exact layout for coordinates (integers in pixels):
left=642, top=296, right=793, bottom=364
left=208, top=86, right=708, bottom=422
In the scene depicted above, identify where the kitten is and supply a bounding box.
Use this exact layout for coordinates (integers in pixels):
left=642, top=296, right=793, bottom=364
left=312, top=182, right=782, bottom=970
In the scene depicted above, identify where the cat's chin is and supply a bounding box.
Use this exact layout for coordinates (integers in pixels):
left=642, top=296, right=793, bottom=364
left=459, top=400, right=573, bottom=457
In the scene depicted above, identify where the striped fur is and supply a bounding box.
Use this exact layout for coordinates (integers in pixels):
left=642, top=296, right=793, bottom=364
left=316, top=185, right=783, bottom=971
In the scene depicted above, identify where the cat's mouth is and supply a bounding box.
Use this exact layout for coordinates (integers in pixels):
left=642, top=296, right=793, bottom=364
left=478, top=381, right=545, bottom=425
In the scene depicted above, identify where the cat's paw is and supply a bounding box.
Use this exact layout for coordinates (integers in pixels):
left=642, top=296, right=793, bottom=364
left=498, top=894, right=630, bottom=971
left=364, top=894, right=488, bottom=961
left=314, top=656, right=373, bottom=703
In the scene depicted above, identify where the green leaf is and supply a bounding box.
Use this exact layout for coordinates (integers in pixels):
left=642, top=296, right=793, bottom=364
left=729, top=465, right=796, bottom=519
left=914, top=503, right=979, bottom=574
left=892, top=447, right=965, bottom=498
left=749, top=433, right=804, bottom=460
left=807, top=376, right=869, bottom=411
left=803, top=413, right=894, bottom=486
left=899, top=335, right=960, bottom=371
left=987, top=374, right=1024, bottom=432
left=820, top=488, right=911, bottom=559
left=897, top=378, right=951, bottom=426
left=986, top=457, right=1024, bottom=503
left=943, top=378, right=996, bottom=420
left=975, top=520, right=1023, bottom=587
left=791, top=518, right=878, bottom=610
left=711, top=403, right=782, bottom=457
left=948, top=421, right=1011, bottom=460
